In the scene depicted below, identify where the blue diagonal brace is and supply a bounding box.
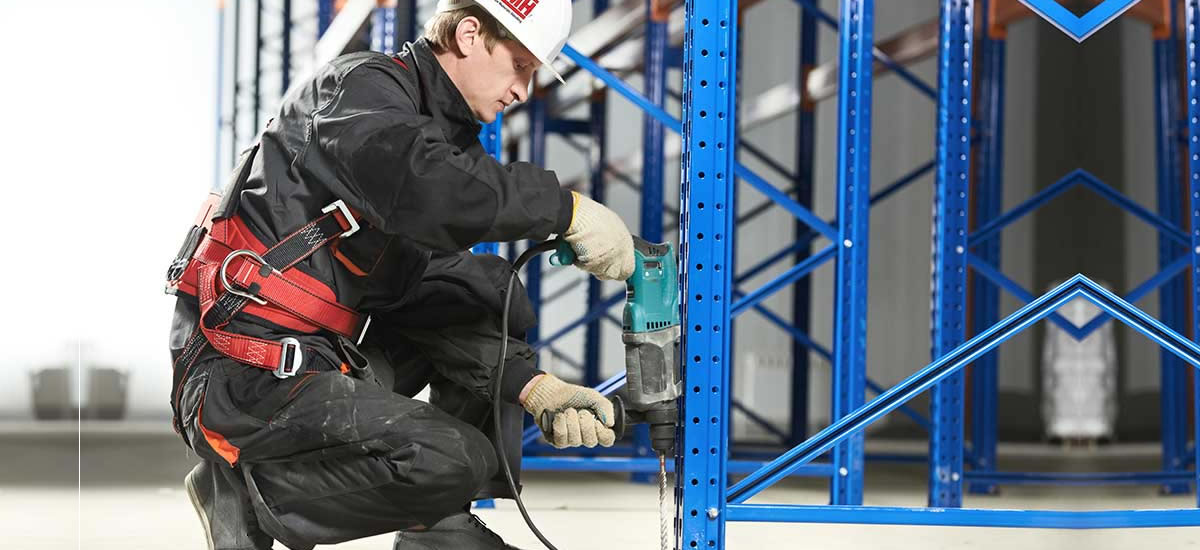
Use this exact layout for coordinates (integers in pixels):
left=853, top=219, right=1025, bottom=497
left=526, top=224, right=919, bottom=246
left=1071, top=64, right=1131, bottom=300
left=734, top=165, right=839, bottom=240
left=791, top=0, right=937, bottom=100
left=965, top=253, right=1087, bottom=340
left=968, top=173, right=1079, bottom=247
left=866, top=379, right=931, bottom=431
left=563, top=45, right=838, bottom=242
left=969, top=252, right=1191, bottom=341
left=531, top=292, right=624, bottom=351
left=1074, top=255, right=1190, bottom=338
left=738, top=241, right=813, bottom=283
left=970, top=169, right=1188, bottom=248
left=726, top=275, right=1200, bottom=504
left=740, top=298, right=832, bottom=362
left=731, top=399, right=790, bottom=442
left=735, top=301, right=931, bottom=431
left=1076, top=171, right=1189, bottom=246
left=732, top=245, right=836, bottom=317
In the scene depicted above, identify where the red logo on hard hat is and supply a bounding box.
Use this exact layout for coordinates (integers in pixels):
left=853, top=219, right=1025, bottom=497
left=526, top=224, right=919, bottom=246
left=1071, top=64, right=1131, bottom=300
left=500, top=0, right=538, bottom=20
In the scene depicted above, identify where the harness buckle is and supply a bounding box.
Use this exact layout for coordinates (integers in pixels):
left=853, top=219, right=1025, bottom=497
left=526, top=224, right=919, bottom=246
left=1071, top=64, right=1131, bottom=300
left=322, top=200, right=360, bottom=238
left=275, top=337, right=303, bottom=379
left=220, top=249, right=271, bottom=305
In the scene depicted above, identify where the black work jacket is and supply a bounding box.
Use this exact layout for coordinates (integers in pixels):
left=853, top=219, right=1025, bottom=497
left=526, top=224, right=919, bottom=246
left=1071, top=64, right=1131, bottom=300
left=171, top=39, right=569, bottom=413
left=244, top=39, right=572, bottom=309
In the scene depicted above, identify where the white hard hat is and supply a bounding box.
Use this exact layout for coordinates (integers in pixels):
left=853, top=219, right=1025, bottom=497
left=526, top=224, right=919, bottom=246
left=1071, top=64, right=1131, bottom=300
left=434, top=0, right=571, bottom=84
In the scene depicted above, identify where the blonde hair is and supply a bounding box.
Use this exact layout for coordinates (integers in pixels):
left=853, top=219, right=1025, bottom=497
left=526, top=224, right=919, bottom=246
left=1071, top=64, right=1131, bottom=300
left=424, top=6, right=512, bottom=54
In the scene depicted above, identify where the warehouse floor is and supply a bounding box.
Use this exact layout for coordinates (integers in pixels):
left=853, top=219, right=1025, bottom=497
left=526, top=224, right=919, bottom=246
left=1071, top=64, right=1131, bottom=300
left=2, top=422, right=1198, bottom=549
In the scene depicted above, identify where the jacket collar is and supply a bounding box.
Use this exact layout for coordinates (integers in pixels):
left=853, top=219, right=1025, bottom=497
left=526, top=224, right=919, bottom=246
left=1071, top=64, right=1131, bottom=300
left=403, top=38, right=481, bottom=135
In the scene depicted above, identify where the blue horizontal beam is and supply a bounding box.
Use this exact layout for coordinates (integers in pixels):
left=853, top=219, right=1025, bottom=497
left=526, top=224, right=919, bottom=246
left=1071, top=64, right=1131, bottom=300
left=732, top=244, right=836, bottom=317
left=727, top=275, right=1200, bottom=504
left=964, top=471, right=1196, bottom=487
left=725, top=504, right=1200, bottom=529
left=523, top=457, right=834, bottom=477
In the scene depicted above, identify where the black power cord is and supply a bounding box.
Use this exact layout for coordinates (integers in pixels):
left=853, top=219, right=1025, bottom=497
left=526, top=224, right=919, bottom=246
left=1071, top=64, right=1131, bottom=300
left=493, top=239, right=565, bottom=550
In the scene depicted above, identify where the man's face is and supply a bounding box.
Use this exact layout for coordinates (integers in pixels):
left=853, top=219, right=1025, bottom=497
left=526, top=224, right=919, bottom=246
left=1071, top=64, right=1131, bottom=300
left=455, top=24, right=539, bottom=123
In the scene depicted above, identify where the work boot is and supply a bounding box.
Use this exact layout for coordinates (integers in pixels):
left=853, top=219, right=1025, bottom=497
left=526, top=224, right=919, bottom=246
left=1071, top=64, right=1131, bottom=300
left=392, top=513, right=526, bottom=550
left=184, top=461, right=275, bottom=550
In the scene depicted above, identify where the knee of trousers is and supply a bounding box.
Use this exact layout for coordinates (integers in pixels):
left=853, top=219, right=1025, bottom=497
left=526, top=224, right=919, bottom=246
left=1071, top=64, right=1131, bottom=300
left=387, top=405, right=500, bottom=506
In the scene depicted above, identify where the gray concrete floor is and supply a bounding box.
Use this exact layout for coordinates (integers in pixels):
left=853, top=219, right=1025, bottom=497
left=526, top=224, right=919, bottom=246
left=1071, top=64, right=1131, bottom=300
left=3, top=421, right=1199, bottom=549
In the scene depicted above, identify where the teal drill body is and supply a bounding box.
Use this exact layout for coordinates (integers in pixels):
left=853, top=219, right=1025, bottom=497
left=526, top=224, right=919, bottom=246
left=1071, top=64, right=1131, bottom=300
left=622, top=240, right=681, bottom=333
left=551, top=237, right=682, bottom=453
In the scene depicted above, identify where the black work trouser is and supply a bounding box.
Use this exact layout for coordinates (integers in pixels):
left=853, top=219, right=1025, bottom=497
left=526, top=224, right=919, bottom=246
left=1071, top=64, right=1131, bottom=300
left=174, top=254, right=535, bottom=550
left=184, top=337, right=526, bottom=550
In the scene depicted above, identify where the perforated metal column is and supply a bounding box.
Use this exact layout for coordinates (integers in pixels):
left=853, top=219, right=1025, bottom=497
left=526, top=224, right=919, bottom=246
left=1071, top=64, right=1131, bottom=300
left=678, top=0, right=737, bottom=546
left=1153, top=22, right=1191, bottom=494
left=968, top=26, right=1004, bottom=496
left=930, top=0, right=973, bottom=508
left=830, top=0, right=873, bottom=506
left=1185, top=0, right=1200, bottom=508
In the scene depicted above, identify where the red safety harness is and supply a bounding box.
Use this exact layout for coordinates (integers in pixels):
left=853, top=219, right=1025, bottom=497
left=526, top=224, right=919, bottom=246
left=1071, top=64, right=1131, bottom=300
left=166, top=145, right=370, bottom=379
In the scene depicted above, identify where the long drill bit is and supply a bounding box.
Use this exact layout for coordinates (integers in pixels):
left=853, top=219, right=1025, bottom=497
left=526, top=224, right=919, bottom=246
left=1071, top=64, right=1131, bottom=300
left=659, top=453, right=670, bottom=550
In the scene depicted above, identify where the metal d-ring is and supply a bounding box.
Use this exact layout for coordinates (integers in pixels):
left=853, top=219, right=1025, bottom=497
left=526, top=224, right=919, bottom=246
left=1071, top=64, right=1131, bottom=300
left=220, top=249, right=270, bottom=305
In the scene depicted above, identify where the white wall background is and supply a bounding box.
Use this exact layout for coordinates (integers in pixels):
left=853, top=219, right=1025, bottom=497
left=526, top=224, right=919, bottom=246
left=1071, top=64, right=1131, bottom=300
left=0, top=1, right=217, bottom=418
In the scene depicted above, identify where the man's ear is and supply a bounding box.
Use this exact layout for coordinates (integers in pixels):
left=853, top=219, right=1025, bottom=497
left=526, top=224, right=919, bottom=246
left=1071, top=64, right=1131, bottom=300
left=454, top=16, right=482, bottom=57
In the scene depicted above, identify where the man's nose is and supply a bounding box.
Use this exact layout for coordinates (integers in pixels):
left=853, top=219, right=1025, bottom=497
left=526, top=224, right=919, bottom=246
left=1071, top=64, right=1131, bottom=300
left=511, top=80, right=529, bottom=104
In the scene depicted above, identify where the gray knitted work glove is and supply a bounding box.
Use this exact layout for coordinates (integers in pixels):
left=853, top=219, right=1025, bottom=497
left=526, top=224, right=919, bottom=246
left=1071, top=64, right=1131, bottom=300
left=563, top=191, right=635, bottom=281
left=522, top=374, right=617, bottom=448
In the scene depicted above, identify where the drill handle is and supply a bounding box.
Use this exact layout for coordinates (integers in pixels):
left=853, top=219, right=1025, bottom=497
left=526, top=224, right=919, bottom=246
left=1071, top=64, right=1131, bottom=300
left=538, top=395, right=627, bottom=440
left=548, top=240, right=576, bottom=266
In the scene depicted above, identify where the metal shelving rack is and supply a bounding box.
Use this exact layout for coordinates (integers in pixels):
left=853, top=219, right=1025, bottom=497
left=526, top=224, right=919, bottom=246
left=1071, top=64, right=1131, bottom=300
left=215, top=0, right=1200, bottom=545
left=687, top=0, right=1200, bottom=545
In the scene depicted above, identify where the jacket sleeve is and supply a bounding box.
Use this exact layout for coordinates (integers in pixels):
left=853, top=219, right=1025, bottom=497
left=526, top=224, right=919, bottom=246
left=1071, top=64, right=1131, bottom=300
left=370, top=252, right=544, bottom=404
left=303, top=63, right=573, bottom=252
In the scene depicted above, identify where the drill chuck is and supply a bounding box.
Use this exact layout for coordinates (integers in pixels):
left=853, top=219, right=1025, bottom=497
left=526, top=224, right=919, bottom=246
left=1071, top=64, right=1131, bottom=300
left=607, top=394, right=678, bottom=455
